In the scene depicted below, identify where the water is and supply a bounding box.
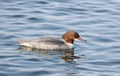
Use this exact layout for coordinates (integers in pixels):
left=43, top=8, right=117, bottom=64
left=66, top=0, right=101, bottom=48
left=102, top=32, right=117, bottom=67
left=0, top=0, right=120, bottom=76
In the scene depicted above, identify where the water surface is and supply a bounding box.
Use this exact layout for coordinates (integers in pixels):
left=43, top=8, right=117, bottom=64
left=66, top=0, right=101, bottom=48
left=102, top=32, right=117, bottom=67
left=0, top=0, right=120, bottom=76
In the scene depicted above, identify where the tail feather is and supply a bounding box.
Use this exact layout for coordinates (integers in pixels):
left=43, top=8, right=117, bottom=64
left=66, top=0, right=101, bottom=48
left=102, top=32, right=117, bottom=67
left=13, top=38, right=35, bottom=48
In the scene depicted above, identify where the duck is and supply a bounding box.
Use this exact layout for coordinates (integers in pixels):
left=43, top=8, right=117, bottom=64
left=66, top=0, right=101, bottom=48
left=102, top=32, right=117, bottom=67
left=16, top=31, right=85, bottom=50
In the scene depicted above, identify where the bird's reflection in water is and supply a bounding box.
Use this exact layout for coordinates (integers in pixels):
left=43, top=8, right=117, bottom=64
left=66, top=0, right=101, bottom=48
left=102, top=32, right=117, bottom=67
left=19, top=45, right=84, bottom=62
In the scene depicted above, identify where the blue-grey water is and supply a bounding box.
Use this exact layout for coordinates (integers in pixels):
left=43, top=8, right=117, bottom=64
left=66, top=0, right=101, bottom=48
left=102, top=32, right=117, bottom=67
left=0, top=0, right=120, bottom=76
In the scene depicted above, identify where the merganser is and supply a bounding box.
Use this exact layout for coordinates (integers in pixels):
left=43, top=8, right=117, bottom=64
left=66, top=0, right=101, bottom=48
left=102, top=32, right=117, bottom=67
left=17, top=31, right=85, bottom=50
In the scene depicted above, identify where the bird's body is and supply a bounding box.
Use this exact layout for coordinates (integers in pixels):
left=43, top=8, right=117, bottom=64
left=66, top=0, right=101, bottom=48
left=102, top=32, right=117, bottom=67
left=16, top=31, right=84, bottom=50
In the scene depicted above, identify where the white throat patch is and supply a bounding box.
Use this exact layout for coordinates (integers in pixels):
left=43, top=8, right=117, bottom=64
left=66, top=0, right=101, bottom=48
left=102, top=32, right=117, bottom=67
left=65, top=42, right=73, bottom=48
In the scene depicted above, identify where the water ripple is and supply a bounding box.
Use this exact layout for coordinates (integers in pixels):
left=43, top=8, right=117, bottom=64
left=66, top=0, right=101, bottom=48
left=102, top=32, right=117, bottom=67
left=0, top=0, right=120, bottom=76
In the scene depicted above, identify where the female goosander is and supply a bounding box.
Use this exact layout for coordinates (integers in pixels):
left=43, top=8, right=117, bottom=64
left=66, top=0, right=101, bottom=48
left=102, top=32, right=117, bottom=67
left=17, top=31, right=85, bottom=50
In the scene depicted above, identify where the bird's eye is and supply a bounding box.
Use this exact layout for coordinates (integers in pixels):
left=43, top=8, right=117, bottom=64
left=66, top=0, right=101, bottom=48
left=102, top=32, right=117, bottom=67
left=75, top=33, right=80, bottom=38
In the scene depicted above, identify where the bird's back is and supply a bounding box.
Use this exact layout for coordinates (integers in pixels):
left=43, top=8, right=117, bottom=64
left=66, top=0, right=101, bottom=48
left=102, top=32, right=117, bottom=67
left=17, top=37, right=72, bottom=50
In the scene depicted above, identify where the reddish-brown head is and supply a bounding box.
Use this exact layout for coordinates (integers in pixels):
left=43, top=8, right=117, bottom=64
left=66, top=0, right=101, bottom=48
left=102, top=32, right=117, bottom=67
left=62, top=31, right=85, bottom=44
